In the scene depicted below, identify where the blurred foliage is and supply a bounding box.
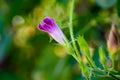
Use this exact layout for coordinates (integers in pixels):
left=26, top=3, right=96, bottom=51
left=116, top=0, right=120, bottom=18
left=0, top=0, right=120, bottom=80
left=96, top=0, right=117, bottom=9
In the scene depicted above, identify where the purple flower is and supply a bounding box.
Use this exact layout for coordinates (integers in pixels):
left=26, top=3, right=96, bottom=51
left=38, top=17, right=66, bottom=45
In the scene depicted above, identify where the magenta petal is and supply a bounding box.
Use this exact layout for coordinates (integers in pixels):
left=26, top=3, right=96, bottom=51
left=43, top=17, right=54, bottom=26
left=38, top=23, right=44, bottom=30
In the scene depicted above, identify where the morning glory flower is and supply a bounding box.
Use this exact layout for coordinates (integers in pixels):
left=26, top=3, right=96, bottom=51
left=38, top=17, right=66, bottom=45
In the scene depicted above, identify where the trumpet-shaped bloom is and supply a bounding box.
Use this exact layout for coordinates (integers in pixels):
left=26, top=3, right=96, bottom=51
left=38, top=17, right=66, bottom=45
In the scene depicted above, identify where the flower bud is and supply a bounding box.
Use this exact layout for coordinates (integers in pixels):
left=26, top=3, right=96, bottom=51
left=107, top=24, right=118, bottom=55
left=38, top=17, right=66, bottom=46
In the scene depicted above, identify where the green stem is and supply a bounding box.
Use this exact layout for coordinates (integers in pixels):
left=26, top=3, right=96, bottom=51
left=69, top=0, right=81, bottom=62
left=69, top=1, right=90, bottom=79
left=69, top=0, right=74, bottom=39
left=111, top=56, right=115, bottom=70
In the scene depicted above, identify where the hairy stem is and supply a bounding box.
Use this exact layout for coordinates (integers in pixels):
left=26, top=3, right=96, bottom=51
left=69, top=0, right=82, bottom=62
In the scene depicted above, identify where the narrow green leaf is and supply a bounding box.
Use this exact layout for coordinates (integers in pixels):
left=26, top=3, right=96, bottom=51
left=77, top=36, right=90, bottom=57
left=98, top=46, right=107, bottom=70
left=78, top=36, right=97, bottom=70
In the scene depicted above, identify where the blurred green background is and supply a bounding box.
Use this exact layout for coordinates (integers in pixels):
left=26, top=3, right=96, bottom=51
left=0, top=0, right=119, bottom=80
